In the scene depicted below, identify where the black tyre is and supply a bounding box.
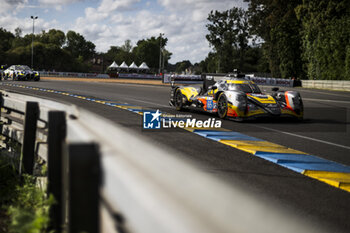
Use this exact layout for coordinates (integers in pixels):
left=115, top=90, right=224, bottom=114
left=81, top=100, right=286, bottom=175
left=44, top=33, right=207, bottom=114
left=217, top=93, right=228, bottom=119
left=174, top=88, right=184, bottom=111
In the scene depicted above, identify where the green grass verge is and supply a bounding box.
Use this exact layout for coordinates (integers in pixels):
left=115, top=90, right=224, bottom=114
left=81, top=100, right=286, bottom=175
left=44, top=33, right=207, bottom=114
left=0, top=155, right=53, bottom=233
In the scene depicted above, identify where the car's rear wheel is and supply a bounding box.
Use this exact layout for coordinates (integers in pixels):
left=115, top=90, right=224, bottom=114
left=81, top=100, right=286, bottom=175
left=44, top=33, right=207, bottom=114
left=174, top=88, right=184, bottom=111
left=217, top=93, right=228, bottom=119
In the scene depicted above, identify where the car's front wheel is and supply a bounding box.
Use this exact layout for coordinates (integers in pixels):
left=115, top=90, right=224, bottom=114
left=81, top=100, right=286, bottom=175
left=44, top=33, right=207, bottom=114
left=174, top=88, right=184, bottom=111
left=217, top=93, right=228, bottom=119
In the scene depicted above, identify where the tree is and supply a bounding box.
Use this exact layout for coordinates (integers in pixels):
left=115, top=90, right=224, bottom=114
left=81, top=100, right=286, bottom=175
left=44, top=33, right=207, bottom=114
left=65, top=30, right=95, bottom=60
left=14, top=27, right=22, bottom=38
left=104, top=40, right=135, bottom=65
left=104, top=46, right=123, bottom=64
left=133, top=36, right=171, bottom=69
left=242, top=46, right=268, bottom=72
left=121, top=39, right=133, bottom=53
left=245, top=0, right=304, bottom=79
left=199, top=52, right=219, bottom=73
left=0, top=28, right=14, bottom=54
left=39, top=29, right=65, bottom=47
left=175, top=60, right=192, bottom=73
left=296, top=0, right=350, bottom=80
left=206, top=7, right=250, bottom=73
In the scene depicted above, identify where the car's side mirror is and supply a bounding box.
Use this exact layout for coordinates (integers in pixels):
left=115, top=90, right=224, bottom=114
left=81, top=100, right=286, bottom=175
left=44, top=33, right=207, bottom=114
left=272, top=87, right=279, bottom=92
left=209, top=86, right=217, bottom=90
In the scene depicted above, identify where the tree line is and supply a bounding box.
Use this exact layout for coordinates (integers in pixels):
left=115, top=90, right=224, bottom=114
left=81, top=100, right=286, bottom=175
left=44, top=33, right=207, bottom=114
left=0, top=28, right=171, bottom=73
left=0, top=28, right=96, bottom=72
left=201, top=0, right=349, bottom=80
left=1, top=0, right=349, bottom=80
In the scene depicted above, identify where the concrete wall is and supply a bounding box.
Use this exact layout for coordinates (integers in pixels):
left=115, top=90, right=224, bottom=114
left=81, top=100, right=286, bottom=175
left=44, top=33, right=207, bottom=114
left=302, top=80, right=350, bottom=91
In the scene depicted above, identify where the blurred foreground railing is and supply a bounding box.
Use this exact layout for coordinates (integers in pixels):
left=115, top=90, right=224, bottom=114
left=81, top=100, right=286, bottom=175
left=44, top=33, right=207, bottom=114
left=0, top=90, right=328, bottom=233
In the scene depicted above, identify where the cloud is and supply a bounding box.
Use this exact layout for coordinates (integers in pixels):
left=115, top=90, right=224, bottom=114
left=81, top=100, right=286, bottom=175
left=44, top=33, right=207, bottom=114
left=74, top=6, right=208, bottom=63
left=0, top=0, right=248, bottom=63
left=73, top=0, right=246, bottom=63
left=0, top=0, right=28, bottom=14
left=158, top=0, right=247, bottom=22
left=38, top=0, right=83, bottom=5
left=97, top=0, right=140, bottom=13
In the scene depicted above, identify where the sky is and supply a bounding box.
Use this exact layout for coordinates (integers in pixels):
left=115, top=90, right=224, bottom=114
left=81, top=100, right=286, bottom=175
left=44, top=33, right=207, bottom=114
left=0, top=0, right=247, bottom=64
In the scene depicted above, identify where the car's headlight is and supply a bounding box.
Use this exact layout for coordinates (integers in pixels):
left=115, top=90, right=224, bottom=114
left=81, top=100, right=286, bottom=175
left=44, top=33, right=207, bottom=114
left=236, top=94, right=247, bottom=111
left=247, top=103, right=259, bottom=111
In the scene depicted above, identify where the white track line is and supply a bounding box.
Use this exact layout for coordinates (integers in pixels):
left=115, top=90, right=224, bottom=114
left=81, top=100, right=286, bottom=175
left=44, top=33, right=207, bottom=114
left=254, top=125, right=350, bottom=150
left=299, top=89, right=350, bottom=97
left=303, top=98, right=350, bottom=104
left=126, top=97, right=170, bottom=108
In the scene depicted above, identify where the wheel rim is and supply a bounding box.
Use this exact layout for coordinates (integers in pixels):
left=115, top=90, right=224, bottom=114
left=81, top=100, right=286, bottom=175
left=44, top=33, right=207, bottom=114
left=175, top=91, right=182, bottom=107
left=218, top=96, right=227, bottom=116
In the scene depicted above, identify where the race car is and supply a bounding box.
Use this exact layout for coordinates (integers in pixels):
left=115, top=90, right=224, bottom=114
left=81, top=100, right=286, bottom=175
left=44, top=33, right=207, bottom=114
left=0, top=65, right=6, bottom=79
left=3, top=65, right=40, bottom=81
left=169, top=73, right=303, bottom=121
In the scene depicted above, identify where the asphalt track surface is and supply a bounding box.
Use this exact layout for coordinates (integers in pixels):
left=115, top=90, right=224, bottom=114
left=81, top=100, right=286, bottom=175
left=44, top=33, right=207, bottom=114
left=1, top=80, right=350, bottom=232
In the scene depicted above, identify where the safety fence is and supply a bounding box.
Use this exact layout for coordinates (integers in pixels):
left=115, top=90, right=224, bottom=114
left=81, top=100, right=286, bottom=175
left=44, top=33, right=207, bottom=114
left=39, top=71, right=161, bottom=80
left=0, top=90, right=328, bottom=233
left=40, top=71, right=110, bottom=78
left=39, top=71, right=298, bottom=87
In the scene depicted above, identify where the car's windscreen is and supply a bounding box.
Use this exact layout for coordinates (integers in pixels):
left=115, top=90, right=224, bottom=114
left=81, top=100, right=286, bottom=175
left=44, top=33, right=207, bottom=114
left=228, top=83, right=261, bottom=93
left=17, top=65, right=31, bottom=70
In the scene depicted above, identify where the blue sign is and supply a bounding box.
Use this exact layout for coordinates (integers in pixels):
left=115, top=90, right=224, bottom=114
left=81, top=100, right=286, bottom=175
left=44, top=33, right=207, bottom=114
left=143, top=110, right=161, bottom=129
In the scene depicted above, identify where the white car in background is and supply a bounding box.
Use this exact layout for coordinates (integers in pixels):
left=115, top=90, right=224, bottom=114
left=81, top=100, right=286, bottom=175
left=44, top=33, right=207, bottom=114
left=3, top=65, right=40, bottom=81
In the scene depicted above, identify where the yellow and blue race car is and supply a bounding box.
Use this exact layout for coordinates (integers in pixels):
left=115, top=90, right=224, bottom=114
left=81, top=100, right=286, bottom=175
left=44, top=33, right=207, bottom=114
left=169, top=73, right=303, bottom=121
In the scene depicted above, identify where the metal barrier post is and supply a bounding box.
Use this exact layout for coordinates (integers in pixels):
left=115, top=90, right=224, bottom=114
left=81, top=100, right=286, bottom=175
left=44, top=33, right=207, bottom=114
left=0, top=93, right=3, bottom=130
left=67, top=143, right=101, bottom=233
left=47, top=111, right=66, bottom=232
left=20, top=101, right=39, bottom=175
left=0, top=93, right=3, bottom=119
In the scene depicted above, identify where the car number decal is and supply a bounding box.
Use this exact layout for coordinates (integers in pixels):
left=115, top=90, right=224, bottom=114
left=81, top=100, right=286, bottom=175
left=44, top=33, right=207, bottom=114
left=207, top=99, right=213, bottom=110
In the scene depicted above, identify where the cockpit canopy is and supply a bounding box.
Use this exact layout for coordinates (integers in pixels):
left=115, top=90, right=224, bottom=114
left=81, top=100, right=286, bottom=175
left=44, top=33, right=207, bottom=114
left=216, top=79, right=261, bottom=94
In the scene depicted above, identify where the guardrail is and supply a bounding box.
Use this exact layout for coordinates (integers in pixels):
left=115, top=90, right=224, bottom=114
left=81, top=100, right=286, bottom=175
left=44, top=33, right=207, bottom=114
left=302, top=80, right=350, bottom=91
left=0, top=90, right=329, bottom=233
left=40, top=71, right=110, bottom=78
left=40, top=71, right=161, bottom=80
